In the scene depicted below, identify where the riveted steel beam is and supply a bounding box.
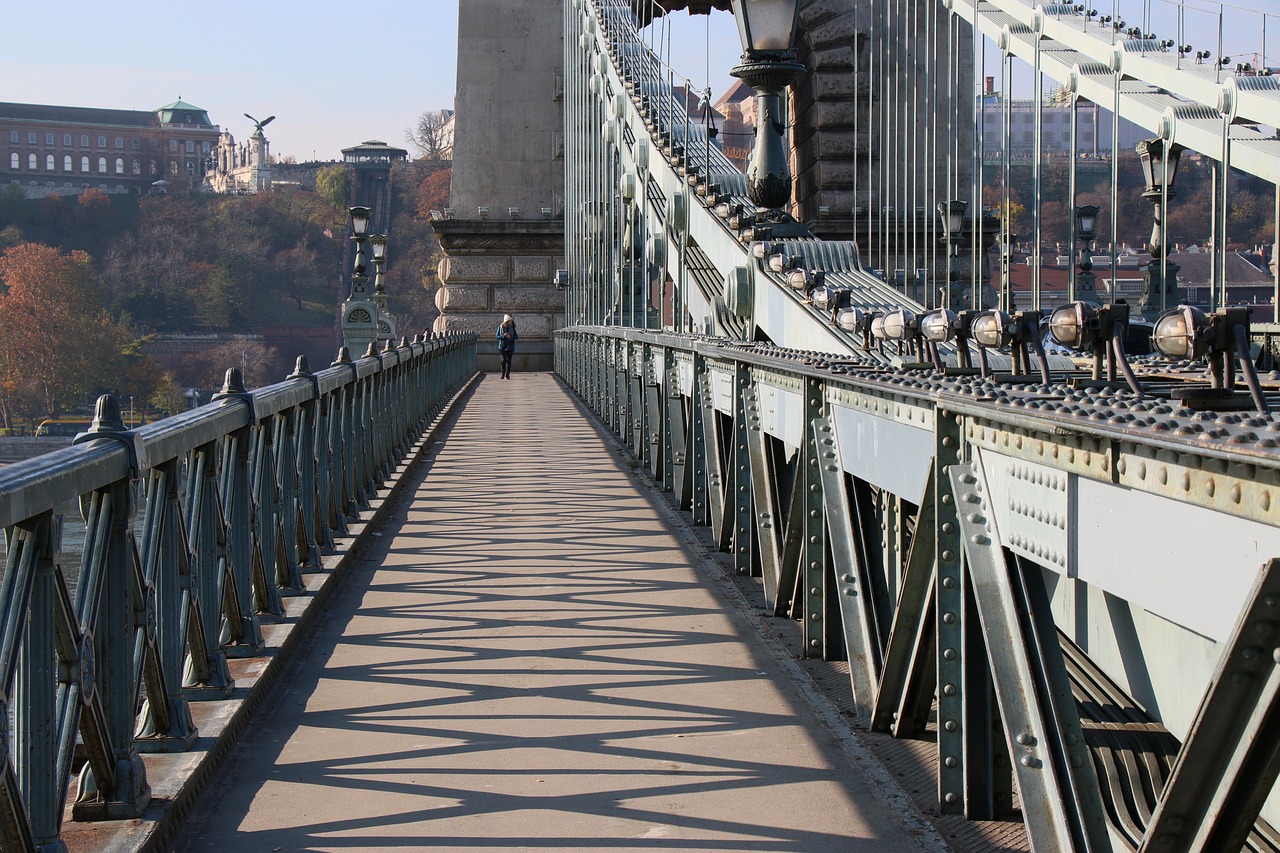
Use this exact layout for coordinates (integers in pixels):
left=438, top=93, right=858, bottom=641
left=949, top=461, right=1111, bottom=852
left=1139, top=557, right=1280, bottom=853
left=813, top=415, right=882, bottom=714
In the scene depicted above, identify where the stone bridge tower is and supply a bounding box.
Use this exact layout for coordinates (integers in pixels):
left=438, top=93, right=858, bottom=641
left=431, top=0, right=565, bottom=372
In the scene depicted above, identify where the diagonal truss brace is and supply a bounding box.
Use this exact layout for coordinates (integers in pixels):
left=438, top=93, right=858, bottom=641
left=949, top=461, right=1112, bottom=853
left=813, top=416, right=881, bottom=714
left=1139, top=557, right=1280, bottom=853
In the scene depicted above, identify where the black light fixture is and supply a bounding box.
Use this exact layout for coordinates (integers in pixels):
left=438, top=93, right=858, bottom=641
left=349, top=205, right=371, bottom=238
left=1136, top=137, right=1184, bottom=318
left=1048, top=301, right=1142, bottom=394
left=729, top=0, right=805, bottom=226
left=1073, top=204, right=1100, bottom=302
left=937, top=200, right=968, bottom=309
left=1153, top=305, right=1269, bottom=411
left=369, top=234, right=388, bottom=294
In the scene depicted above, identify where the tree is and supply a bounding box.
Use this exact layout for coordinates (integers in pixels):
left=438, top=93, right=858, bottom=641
left=404, top=110, right=451, bottom=160
left=315, top=165, right=351, bottom=210
left=415, top=167, right=452, bottom=219
left=0, top=243, right=128, bottom=419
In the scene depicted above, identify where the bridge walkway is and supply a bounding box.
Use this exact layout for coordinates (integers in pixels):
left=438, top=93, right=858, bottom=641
left=169, top=373, right=937, bottom=853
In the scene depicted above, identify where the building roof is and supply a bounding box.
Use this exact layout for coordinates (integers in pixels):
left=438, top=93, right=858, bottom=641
left=0, top=101, right=156, bottom=127
left=156, top=100, right=213, bottom=127
left=341, top=140, right=409, bottom=162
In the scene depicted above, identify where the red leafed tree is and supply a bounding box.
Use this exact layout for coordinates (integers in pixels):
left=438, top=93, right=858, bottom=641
left=0, top=243, right=127, bottom=422
left=415, top=167, right=452, bottom=220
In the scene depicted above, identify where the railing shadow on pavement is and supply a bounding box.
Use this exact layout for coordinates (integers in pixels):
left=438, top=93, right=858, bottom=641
left=0, top=332, right=476, bottom=853
left=165, top=384, right=910, bottom=851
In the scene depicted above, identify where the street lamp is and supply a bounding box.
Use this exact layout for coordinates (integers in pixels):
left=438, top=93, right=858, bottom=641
left=937, top=200, right=967, bottom=309
left=1073, top=205, right=1100, bottom=303
left=730, top=0, right=805, bottom=228
left=1135, top=138, right=1184, bottom=319
left=370, top=234, right=387, bottom=295
left=369, top=234, right=397, bottom=343
left=341, top=206, right=377, bottom=354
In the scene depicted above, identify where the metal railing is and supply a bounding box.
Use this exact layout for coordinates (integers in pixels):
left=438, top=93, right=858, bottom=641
left=0, top=333, right=475, bottom=852
left=557, top=324, right=1280, bottom=851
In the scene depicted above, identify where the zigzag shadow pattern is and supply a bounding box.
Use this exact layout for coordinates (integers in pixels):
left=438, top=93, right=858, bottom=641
left=170, top=374, right=930, bottom=852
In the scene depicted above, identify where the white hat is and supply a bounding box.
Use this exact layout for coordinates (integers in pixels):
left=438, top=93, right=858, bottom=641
left=503, top=314, right=512, bottom=323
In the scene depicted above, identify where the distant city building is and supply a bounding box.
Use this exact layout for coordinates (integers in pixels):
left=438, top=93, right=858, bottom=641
left=342, top=140, right=408, bottom=235
left=714, top=80, right=753, bottom=171
left=436, top=109, right=455, bottom=160
left=978, top=80, right=1149, bottom=159
left=0, top=99, right=220, bottom=196
left=207, top=120, right=273, bottom=194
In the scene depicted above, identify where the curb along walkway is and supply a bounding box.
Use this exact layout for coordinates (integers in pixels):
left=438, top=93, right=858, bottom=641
left=171, top=373, right=934, bottom=853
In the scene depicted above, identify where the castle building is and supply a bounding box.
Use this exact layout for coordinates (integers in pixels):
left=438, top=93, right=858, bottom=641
left=0, top=99, right=220, bottom=195
left=207, top=125, right=272, bottom=194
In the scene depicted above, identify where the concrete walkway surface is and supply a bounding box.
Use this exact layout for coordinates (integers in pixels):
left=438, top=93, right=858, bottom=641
left=170, top=373, right=935, bottom=853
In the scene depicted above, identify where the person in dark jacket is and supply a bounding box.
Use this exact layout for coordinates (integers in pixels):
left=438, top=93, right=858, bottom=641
left=496, top=314, right=518, bottom=379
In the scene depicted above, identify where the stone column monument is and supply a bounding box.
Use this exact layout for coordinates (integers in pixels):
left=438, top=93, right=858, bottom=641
left=431, top=0, right=565, bottom=372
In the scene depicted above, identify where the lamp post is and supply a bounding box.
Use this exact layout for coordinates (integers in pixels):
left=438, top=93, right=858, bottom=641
left=1073, top=204, right=1100, bottom=304
left=369, top=234, right=397, bottom=344
left=341, top=206, right=378, bottom=354
left=1136, top=138, right=1184, bottom=320
left=729, top=0, right=805, bottom=231
left=937, top=200, right=967, bottom=309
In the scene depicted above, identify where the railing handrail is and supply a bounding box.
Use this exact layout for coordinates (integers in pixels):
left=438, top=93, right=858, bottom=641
left=0, top=331, right=477, bottom=852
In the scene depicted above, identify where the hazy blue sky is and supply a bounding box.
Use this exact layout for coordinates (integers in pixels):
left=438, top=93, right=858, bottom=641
left=0, top=1, right=1269, bottom=162
left=0, top=1, right=738, bottom=163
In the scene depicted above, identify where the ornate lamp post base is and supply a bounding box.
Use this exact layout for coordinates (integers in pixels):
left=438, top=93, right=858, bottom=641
left=731, top=57, right=805, bottom=216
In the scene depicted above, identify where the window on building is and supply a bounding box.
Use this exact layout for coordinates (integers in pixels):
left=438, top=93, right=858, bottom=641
left=63, top=134, right=71, bottom=146
left=28, top=153, right=36, bottom=170
left=114, top=137, right=123, bottom=149
left=9, top=153, right=18, bottom=169
left=46, top=154, right=54, bottom=171
left=131, top=138, right=139, bottom=150
left=168, top=140, right=177, bottom=152
left=131, top=159, right=140, bottom=175
left=98, top=136, right=106, bottom=148
left=63, top=155, right=72, bottom=172
left=81, top=135, right=89, bottom=147
left=81, top=156, right=89, bottom=172
left=202, top=141, right=211, bottom=154
left=115, top=157, right=124, bottom=175
left=27, top=132, right=36, bottom=145
left=149, top=160, right=157, bottom=175
left=169, top=161, right=178, bottom=175
left=7, top=131, right=17, bottom=144
left=98, top=156, right=107, bottom=174
left=185, top=160, right=195, bottom=175
left=45, top=133, right=54, bottom=145
left=185, top=140, right=194, bottom=154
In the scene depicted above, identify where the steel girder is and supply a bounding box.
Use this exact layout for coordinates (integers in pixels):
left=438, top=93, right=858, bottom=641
left=557, top=324, right=1280, bottom=850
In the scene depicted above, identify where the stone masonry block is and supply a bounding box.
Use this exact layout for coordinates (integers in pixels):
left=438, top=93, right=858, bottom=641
left=513, top=257, right=553, bottom=282
left=435, top=285, right=492, bottom=313
left=494, top=285, right=564, bottom=311
left=806, top=14, right=860, bottom=49
left=441, top=256, right=509, bottom=284
left=811, top=72, right=856, bottom=100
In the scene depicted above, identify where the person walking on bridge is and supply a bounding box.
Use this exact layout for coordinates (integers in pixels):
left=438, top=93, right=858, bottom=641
left=496, top=314, right=518, bottom=379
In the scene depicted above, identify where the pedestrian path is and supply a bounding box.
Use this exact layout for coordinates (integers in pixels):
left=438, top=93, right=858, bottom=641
left=171, top=373, right=933, bottom=852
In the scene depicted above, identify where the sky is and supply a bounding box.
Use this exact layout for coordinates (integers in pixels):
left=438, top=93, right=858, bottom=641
left=0, top=1, right=1269, bottom=162
left=0, top=1, right=738, bottom=164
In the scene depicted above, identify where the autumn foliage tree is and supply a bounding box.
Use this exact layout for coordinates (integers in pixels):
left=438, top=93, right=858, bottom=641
left=0, top=243, right=128, bottom=423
